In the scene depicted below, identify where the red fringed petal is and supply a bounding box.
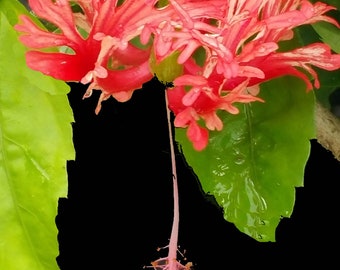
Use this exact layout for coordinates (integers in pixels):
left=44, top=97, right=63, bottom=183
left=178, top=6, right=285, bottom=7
left=14, top=15, right=73, bottom=49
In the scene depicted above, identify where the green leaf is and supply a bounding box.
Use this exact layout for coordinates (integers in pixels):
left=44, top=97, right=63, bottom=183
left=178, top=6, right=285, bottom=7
left=176, top=76, right=315, bottom=242
left=0, top=0, right=29, bottom=26
left=0, top=1, right=74, bottom=269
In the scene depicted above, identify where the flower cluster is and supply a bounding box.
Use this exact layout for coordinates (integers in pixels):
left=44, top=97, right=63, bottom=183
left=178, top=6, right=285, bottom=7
left=15, top=0, right=340, bottom=151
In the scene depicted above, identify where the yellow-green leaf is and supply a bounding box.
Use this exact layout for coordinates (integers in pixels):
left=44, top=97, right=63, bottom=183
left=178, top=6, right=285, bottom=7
left=0, top=1, right=74, bottom=269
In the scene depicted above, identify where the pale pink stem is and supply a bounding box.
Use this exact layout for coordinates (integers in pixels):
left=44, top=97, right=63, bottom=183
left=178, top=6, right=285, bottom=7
left=165, top=91, right=180, bottom=269
left=144, top=92, right=190, bottom=270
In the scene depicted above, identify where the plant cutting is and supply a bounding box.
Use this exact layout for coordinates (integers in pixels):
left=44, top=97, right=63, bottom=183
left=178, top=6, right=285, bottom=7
left=1, top=0, right=340, bottom=269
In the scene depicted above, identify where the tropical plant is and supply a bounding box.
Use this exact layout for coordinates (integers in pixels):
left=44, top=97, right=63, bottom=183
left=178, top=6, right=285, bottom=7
left=1, top=0, right=340, bottom=269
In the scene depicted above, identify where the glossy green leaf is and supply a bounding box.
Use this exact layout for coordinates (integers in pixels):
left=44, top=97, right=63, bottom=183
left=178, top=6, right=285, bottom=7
left=176, top=76, right=315, bottom=242
left=0, top=1, right=74, bottom=269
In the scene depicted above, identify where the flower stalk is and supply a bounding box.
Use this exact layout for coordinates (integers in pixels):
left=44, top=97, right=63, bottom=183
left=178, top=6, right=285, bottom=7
left=144, top=91, right=191, bottom=270
left=165, top=91, right=182, bottom=268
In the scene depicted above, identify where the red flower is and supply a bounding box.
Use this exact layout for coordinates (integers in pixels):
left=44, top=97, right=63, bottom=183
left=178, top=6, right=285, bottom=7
left=15, top=0, right=340, bottom=151
left=14, top=0, right=158, bottom=111
left=161, top=0, right=340, bottom=150
left=168, top=74, right=263, bottom=150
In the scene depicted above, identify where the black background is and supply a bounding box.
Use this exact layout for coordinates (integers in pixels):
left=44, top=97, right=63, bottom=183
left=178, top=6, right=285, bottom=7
left=56, top=78, right=340, bottom=269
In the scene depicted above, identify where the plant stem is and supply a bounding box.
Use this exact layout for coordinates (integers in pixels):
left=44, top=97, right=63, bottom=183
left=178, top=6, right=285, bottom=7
left=145, top=90, right=191, bottom=270
left=165, top=91, right=180, bottom=268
